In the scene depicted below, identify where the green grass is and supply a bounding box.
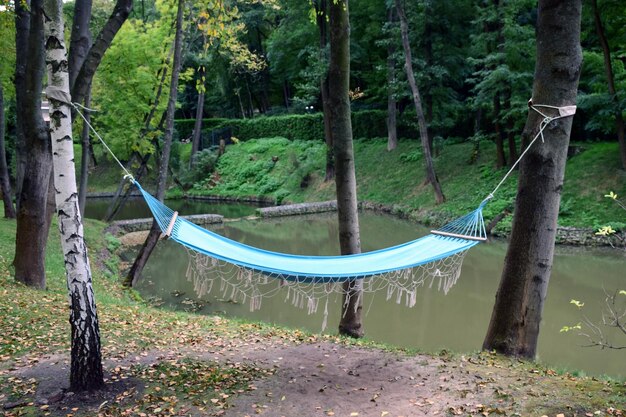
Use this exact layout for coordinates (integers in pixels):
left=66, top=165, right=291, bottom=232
left=173, top=137, right=625, bottom=232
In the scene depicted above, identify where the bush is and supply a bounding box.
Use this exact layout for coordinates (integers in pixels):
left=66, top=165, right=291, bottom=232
left=179, top=148, right=220, bottom=189
left=174, top=110, right=420, bottom=144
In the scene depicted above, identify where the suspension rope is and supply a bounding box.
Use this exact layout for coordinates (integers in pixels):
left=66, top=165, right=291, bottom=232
left=71, top=103, right=135, bottom=182
left=484, top=99, right=576, bottom=201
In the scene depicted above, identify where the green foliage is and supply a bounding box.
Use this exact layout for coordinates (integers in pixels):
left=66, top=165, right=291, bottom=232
left=189, top=137, right=325, bottom=202
left=174, top=110, right=417, bottom=144
left=181, top=148, right=219, bottom=189
left=92, top=0, right=175, bottom=160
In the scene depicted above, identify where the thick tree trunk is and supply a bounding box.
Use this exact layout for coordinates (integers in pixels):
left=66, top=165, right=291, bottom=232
left=386, top=7, right=398, bottom=152
left=71, top=0, right=133, bottom=105
left=126, top=0, right=184, bottom=286
left=44, top=0, right=104, bottom=390
left=13, top=0, right=30, bottom=213
left=591, top=0, right=626, bottom=170
left=482, top=0, right=583, bottom=359
left=13, top=0, right=53, bottom=289
left=328, top=0, right=363, bottom=339
left=68, top=0, right=92, bottom=91
left=395, top=0, right=445, bottom=204
left=493, top=94, right=507, bottom=168
left=0, top=86, right=16, bottom=218
left=78, top=87, right=92, bottom=217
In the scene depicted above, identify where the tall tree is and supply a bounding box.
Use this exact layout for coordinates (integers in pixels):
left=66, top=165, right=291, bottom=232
left=591, top=0, right=626, bottom=170
left=315, top=0, right=334, bottom=181
left=395, top=0, right=445, bottom=204
left=386, top=6, right=398, bottom=152
left=43, top=0, right=105, bottom=390
left=328, top=0, right=363, bottom=338
left=13, top=0, right=54, bottom=289
left=126, top=0, right=185, bottom=286
left=482, top=0, right=583, bottom=358
left=0, top=85, right=15, bottom=219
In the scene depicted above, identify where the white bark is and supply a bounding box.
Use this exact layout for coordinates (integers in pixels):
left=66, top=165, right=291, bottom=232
left=43, top=0, right=104, bottom=391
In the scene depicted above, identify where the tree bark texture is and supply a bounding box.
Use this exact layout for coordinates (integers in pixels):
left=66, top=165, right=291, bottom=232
left=0, top=85, right=16, bottom=218
left=395, top=0, right=445, bottom=204
left=70, top=0, right=133, bottom=105
left=126, top=0, right=184, bottom=286
left=591, top=0, right=626, bottom=170
left=13, top=0, right=54, bottom=289
left=493, top=94, right=507, bottom=168
left=78, top=86, right=92, bottom=217
left=386, top=6, right=398, bottom=152
left=482, top=0, right=583, bottom=359
left=316, top=0, right=334, bottom=182
left=68, top=0, right=92, bottom=91
left=190, top=66, right=206, bottom=163
left=328, top=0, right=363, bottom=339
left=43, top=0, right=105, bottom=391
left=13, top=0, right=30, bottom=212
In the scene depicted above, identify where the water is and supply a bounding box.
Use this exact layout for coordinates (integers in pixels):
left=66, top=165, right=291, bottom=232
left=134, top=211, right=626, bottom=378
left=84, top=197, right=259, bottom=220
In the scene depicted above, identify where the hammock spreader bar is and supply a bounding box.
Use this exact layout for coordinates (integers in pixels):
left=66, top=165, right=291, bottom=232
left=133, top=182, right=487, bottom=283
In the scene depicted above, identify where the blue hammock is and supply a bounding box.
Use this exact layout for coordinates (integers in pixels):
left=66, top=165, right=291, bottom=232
left=134, top=182, right=487, bottom=283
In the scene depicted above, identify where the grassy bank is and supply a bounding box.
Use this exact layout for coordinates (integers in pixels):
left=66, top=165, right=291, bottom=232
left=83, top=138, right=626, bottom=233
left=178, top=138, right=625, bottom=233
left=0, top=211, right=625, bottom=416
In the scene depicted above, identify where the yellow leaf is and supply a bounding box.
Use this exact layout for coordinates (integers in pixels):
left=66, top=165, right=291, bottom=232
left=381, top=412, right=389, bottom=417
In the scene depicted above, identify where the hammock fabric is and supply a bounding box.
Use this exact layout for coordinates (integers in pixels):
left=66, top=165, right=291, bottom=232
left=134, top=182, right=487, bottom=283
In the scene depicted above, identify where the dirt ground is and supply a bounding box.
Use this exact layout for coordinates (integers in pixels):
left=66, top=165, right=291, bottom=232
left=3, top=331, right=623, bottom=417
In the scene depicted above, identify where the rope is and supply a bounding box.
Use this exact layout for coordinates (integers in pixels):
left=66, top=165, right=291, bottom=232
left=71, top=103, right=135, bottom=183
left=485, top=100, right=576, bottom=201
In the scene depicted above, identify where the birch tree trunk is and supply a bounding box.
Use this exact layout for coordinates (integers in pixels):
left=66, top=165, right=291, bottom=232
left=43, top=0, right=104, bottom=390
left=126, top=0, right=185, bottom=286
left=395, top=0, right=445, bottom=204
left=482, top=0, right=583, bottom=359
left=329, top=0, right=363, bottom=339
left=0, top=85, right=16, bottom=218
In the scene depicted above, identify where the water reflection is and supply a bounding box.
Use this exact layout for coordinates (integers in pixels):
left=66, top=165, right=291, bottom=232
left=136, top=211, right=626, bottom=378
left=85, top=197, right=259, bottom=220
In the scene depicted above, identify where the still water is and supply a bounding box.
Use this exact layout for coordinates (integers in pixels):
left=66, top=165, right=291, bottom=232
left=134, top=211, right=626, bottom=378
left=85, top=197, right=259, bottom=220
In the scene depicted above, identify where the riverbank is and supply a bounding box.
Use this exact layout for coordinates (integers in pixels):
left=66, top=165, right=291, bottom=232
left=0, top=214, right=625, bottom=416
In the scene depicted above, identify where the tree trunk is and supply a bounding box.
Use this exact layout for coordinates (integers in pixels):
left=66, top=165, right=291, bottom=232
left=386, top=7, right=398, bottom=152
left=13, top=0, right=53, bottom=289
left=493, top=94, right=507, bottom=168
left=44, top=0, right=105, bottom=390
left=591, top=0, right=626, bottom=170
left=190, top=66, right=206, bottom=165
left=78, top=86, right=92, bottom=217
left=328, top=0, right=363, bottom=339
left=395, top=0, right=445, bottom=204
left=316, top=0, right=334, bottom=182
left=482, top=0, right=583, bottom=359
left=13, top=0, right=30, bottom=213
left=71, top=0, right=133, bottom=105
left=0, top=85, right=16, bottom=218
left=126, top=0, right=184, bottom=286
left=68, top=0, right=92, bottom=91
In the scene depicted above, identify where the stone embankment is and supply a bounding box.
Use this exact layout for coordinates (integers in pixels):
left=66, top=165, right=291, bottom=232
left=258, top=201, right=624, bottom=247
left=112, top=213, right=223, bottom=233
